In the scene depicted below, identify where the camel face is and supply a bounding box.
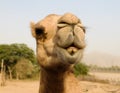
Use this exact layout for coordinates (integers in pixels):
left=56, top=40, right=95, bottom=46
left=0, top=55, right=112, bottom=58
left=31, top=13, right=86, bottom=69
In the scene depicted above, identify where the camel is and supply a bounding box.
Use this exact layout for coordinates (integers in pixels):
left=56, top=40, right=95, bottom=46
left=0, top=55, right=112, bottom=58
left=30, top=13, right=86, bottom=93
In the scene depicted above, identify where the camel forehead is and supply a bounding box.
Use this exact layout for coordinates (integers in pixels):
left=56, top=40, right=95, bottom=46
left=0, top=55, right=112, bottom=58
left=35, top=14, right=61, bottom=28
left=58, top=13, right=80, bottom=24
left=33, top=13, right=81, bottom=36
left=35, top=13, right=80, bottom=28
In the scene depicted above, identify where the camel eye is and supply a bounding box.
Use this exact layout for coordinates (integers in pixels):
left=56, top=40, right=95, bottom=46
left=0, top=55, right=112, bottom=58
left=57, top=22, right=69, bottom=29
left=59, top=22, right=67, bottom=24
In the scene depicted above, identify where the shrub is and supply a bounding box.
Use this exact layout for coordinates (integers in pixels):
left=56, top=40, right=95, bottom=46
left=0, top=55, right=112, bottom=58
left=73, top=62, right=89, bottom=77
left=13, top=58, right=34, bottom=79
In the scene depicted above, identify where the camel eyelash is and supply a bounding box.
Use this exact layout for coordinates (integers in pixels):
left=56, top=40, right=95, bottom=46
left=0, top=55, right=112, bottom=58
left=81, top=27, right=86, bottom=33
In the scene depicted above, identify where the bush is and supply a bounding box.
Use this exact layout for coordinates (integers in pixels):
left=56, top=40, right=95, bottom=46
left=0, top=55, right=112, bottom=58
left=73, top=62, right=89, bottom=77
left=13, top=58, right=34, bottom=79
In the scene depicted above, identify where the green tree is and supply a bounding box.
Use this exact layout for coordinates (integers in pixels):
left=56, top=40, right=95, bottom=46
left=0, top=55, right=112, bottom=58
left=0, top=43, right=36, bottom=79
left=10, top=43, right=36, bottom=64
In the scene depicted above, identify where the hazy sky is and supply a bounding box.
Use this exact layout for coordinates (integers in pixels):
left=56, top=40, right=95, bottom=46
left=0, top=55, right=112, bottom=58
left=0, top=0, right=120, bottom=56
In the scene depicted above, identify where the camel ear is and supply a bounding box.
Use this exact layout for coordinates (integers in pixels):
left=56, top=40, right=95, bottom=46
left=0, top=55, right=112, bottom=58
left=30, top=22, right=36, bottom=38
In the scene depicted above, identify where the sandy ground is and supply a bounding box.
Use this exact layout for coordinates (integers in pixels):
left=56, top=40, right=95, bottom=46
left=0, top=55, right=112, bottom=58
left=90, top=72, right=120, bottom=85
left=80, top=81, right=120, bottom=93
left=0, top=80, right=120, bottom=93
left=90, top=72, right=120, bottom=79
left=0, top=80, right=39, bottom=93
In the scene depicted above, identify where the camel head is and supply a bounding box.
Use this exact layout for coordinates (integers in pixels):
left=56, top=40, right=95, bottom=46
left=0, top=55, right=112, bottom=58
left=30, top=13, right=86, bottom=71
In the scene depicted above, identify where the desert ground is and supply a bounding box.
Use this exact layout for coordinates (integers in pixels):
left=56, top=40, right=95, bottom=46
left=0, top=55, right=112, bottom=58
left=0, top=80, right=39, bottom=93
left=0, top=72, right=120, bottom=93
left=90, top=72, right=120, bottom=85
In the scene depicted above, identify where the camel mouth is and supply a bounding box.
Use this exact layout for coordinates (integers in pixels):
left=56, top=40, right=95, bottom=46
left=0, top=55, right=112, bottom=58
left=55, top=40, right=84, bottom=64
left=65, top=44, right=80, bottom=56
left=56, top=44, right=83, bottom=64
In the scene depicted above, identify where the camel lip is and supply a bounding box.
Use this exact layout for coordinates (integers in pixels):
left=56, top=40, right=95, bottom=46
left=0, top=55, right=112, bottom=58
left=59, top=43, right=81, bottom=56
left=56, top=43, right=83, bottom=56
left=65, top=43, right=80, bottom=50
left=56, top=46, right=82, bottom=64
left=66, top=45, right=80, bottom=56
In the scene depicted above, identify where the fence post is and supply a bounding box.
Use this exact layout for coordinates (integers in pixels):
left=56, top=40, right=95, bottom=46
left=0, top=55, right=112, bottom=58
left=0, top=59, right=6, bottom=86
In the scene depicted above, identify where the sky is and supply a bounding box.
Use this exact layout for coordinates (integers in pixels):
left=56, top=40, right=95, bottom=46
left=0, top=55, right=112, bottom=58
left=0, top=0, right=120, bottom=56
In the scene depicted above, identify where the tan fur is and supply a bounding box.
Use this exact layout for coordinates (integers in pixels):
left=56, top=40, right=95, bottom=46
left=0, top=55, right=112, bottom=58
left=30, top=13, right=86, bottom=93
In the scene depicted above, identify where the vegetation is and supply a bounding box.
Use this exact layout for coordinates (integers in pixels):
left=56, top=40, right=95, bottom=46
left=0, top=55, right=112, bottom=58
left=2, top=43, right=119, bottom=80
left=74, top=62, right=89, bottom=77
left=13, top=58, right=34, bottom=79
left=0, top=43, right=39, bottom=80
left=0, top=43, right=89, bottom=80
left=88, top=65, right=120, bottom=73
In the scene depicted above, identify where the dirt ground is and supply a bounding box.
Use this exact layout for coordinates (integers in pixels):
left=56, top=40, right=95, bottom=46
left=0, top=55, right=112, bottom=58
left=0, top=80, right=39, bottom=93
left=80, top=81, right=120, bottom=93
left=0, top=80, right=120, bottom=93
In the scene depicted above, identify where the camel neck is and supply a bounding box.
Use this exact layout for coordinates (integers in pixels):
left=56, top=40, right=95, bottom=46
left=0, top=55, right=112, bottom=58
left=39, top=68, right=69, bottom=93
